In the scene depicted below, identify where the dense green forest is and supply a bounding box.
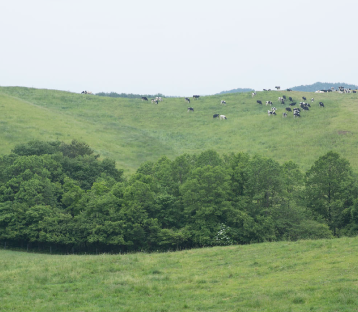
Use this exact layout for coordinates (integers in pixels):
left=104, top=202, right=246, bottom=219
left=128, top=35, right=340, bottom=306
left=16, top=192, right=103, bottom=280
left=1, top=140, right=358, bottom=254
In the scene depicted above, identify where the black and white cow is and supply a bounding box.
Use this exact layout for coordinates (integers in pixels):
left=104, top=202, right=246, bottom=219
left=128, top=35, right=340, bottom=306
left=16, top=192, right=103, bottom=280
left=187, top=107, right=194, bottom=112
left=275, top=86, right=281, bottom=90
left=185, top=97, right=190, bottom=103
left=266, top=100, right=273, bottom=105
left=293, top=111, right=301, bottom=118
left=268, top=107, right=277, bottom=116
left=257, top=100, right=262, bottom=105
left=141, top=97, right=148, bottom=101
left=213, top=114, right=220, bottom=118
left=319, top=102, right=324, bottom=107
left=287, top=89, right=292, bottom=91
left=193, top=95, right=200, bottom=99
left=289, top=97, right=293, bottom=101
left=283, top=95, right=286, bottom=100
left=221, top=100, right=226, bottom=105
left=286, top=107, right=292, bottom=112
left=311, top=98, right=314, bottom=102
left=263, top=89, right=267, bottom=91
left=220, top=115, right=227, bottom=120
left=289, top=102, right=297, bottom=106
left=282, top=112, right=287, bottom=117
left=252, top=92, right=257, bottom=97
left=302, top=96, right=307, bottom=101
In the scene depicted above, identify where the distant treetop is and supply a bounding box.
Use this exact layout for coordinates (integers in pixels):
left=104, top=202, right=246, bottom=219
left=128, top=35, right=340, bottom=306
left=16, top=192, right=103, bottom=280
left=96, top=92, right=165, bottom=99
left=215, top=88, right=255, bottom=95
left=288, top=82, right=358, bottom=92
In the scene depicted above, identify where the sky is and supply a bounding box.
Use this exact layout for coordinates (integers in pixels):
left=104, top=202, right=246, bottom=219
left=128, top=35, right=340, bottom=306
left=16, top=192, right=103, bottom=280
left=1, top=0, right=357, bottom=96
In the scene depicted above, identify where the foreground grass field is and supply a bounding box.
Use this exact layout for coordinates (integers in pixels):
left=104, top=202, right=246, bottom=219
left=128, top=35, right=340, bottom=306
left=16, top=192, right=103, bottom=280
left=1, top=237, right=357, bottom=311
left=1, top=87, right=358, bottom=173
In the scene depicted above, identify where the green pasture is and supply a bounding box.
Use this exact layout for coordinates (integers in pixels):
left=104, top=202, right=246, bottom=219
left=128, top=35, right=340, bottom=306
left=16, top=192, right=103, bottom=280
left=1, top=87, right=358, bottom=174
left=1, top=237, right=357, bottom=311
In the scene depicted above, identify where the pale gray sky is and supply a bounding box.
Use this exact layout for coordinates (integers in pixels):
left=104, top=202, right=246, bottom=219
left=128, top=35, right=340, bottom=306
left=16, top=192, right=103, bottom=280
left=1, top=0, right=357, bottom=96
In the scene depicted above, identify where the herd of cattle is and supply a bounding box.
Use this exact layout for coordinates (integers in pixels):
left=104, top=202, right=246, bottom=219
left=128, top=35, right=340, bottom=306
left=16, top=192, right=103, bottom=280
left=79, top=87, right=356, bottom=121
left=255, top=93, right=326, bottom=118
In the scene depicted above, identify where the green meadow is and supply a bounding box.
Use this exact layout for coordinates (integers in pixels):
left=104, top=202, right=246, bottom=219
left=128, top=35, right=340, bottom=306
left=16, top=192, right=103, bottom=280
left=1, top=237, right=358, bottom=311
left=1, top=87, right=358, bottom=174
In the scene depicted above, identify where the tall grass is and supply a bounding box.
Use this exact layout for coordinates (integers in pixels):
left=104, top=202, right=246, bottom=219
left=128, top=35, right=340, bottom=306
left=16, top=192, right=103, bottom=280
left=1, top=237, right=358, bottom=311
left=1, top=87, right=358, bottom=174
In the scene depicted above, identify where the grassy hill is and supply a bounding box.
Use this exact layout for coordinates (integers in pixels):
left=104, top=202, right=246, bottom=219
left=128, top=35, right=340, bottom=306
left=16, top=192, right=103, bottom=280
left=1, top=86, right=358, bottom=174
left=1, top=237, right=357, bottom=311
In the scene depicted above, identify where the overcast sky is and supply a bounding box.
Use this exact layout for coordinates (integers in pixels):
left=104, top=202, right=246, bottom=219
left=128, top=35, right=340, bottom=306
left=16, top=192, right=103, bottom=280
left=1, top=0, right=357, bottom=96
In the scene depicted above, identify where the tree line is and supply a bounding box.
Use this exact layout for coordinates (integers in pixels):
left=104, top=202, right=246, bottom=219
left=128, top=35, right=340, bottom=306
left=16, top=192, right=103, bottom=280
left=290, top=82, right=358, bottom=92
left=1, top=140, right=358, bottom=253
left=96, top=92, right=165, bottom=99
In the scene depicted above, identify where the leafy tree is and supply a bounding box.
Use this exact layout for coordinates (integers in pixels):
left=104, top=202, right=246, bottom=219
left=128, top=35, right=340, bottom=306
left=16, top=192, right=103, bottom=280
left=180, top=166, right=232, bottom=246
left=12, top=140, right=61, bottom=156
left=306, top=151, right=355, bottom=235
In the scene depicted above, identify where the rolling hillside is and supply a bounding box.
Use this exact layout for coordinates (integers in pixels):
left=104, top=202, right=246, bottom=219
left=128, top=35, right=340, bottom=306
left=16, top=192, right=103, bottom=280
left=1, top=237, right=357, bottom=311
left=1, top=86, right=358, bottom=174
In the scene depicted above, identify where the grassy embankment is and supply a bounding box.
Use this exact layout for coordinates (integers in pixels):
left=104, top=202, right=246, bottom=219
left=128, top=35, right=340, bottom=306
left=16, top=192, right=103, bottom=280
left=0, top=237, right=357, bottom=311
left=1, top=87, right=358, bottom=174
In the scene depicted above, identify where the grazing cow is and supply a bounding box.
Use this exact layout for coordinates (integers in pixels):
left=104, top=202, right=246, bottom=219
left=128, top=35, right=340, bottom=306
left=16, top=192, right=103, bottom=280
left=319, top=102, right=324, bottom=107
left=221, top=100, right=226, bottom=105
left=275, top=86, right=281, bottom=90
left=286, top=107, right=292, bottom=112
left=282, top=112, right=287, bottom=117
left=252, top=92, right=257, bottom=97
left=81, top=91, right=92, bottom=94
left=220, top=115, right=227, bottom=120
left=311, top=98, right=314, bottom=102
left=193, top=95, right=200, bottom=99
left=289, top=102, right=296, bottom=106
left=141, top=97, right=148, bottom=101
left=185, top=97, right=190, bottom=103
left=213, top=114, right=220, bottom=118
left=293, top=111, right=301, bottom=118
left=187, top=107, right=194, bottom=112
left=151, top=99, right=155, bottom=103
left=353, top=90, right=357, bottom=93
left=289, top=97, right=293, bottom=101
left=302, top=96, right=307, bottom=101
left=266, top=100, right=273, bottom=106
left=283, top=95, right=286, bottom=100
left=268, top=110, right=277, bottom=116
left=257, top=100, right=262, bottom=105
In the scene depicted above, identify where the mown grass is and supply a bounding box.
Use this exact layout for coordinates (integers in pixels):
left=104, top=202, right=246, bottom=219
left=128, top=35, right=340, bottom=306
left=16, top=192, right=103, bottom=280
left=1, top=237, right=358, bottom=311
left=1, top=87, right=358, bottom=174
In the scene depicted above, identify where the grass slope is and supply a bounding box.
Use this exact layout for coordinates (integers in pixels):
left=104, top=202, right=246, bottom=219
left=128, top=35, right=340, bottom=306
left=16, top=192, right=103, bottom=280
left=1, top=238, right=358, bottom=311
left=1, top=87, right=358, bottom=174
